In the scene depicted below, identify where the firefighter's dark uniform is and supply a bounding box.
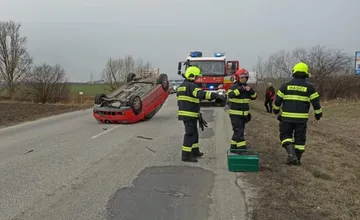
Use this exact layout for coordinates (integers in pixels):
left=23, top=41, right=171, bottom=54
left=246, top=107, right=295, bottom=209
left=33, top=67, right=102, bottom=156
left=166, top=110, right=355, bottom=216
left=273, top=62, right=322, bottom=165
left=264, top=84, right=275, bottom=113
left=177, top=67, right=224, bottom=162
left=227, top=83, right=257, bottom=151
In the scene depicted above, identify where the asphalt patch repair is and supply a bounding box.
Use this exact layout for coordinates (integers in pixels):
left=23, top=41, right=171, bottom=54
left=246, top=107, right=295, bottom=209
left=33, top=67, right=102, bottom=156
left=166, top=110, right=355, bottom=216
left=0, top=102, right=90, bottom=128
left=106, top=166, right=215, bottom=220
left=244, top=100, right=360, bottom=220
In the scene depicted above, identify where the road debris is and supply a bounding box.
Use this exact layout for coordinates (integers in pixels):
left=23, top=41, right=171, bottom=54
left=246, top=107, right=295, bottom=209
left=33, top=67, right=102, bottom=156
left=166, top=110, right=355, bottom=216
left=137, top=135, right=153, bottom=140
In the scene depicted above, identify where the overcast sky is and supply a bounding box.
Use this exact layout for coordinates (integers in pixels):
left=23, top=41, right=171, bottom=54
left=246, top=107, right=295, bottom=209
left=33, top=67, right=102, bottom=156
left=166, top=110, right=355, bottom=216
left=1, top=0, right=359, bottom=82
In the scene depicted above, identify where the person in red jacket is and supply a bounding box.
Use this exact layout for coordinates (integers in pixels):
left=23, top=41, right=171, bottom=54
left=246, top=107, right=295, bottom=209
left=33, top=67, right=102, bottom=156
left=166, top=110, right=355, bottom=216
left=264, top=83, right=275, bottom=113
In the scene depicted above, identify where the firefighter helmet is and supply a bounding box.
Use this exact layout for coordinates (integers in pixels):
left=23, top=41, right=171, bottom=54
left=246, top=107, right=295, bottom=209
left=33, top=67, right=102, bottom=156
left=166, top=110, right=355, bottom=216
left=292, top=62, right=309, bottom=77
left=235, top=68, right=249, bottom=82
left=184, top=66, right=202, bottom=80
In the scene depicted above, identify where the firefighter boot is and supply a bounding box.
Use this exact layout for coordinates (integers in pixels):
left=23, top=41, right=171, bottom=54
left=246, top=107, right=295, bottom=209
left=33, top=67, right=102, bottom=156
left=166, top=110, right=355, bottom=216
left=181, top=151, right=198, bottom=163
left=192, top=148, right=204, bottom=158
left=295, top=150, right=303, bottom=165
left=284, top=144, right=299, bottom=165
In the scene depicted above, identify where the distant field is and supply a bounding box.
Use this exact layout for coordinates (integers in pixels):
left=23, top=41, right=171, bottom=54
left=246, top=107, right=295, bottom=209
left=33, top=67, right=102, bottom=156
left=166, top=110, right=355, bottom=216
left=69, top=83, right=109, bottom=96
left=0, top=83, right=109, bottom=101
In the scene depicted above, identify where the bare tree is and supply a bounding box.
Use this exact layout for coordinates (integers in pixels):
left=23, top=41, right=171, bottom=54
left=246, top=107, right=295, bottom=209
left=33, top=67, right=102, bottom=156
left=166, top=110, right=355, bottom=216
left=101, top=55, right=152, bottom=91
left=253, top=56, right=265, bottom=81
left=255, top=45, right=356, bottom=100
left=0, top=21, right=33, bottom=99
left=26, top=63, right=69, bottom=104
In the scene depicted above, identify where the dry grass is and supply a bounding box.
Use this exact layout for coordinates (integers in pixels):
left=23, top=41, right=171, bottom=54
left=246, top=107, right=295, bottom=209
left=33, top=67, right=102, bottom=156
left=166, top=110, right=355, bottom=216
left=244, top=100, right=360, bottom=220
left=0, top=101, right=92, bottom=128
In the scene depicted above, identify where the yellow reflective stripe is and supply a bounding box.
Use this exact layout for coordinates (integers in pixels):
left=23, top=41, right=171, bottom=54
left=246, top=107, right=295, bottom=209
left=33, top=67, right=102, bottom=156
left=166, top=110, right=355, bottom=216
left=294, top=145, right=305, bottom=150
left=182, top=146, right=192, bottom=152
left=277, top=90, right=284, bottom=98
left=205, top=91, right=212, bottom=99
left=228, top=98, right=250, bottom=103
left=310, top=92, right=319, bottom=100
left=192, top=143, right=199, bottom=149
left=234, top=89, right=240, bottom=96
left=177, top=95, right=200, bottom=103
left=281, top=138, right=294, bottom=145
left=314, top=108, right=322, bottom=114
left=287, top=85, right=307, bottom=92
left=237, top=141, right=246, bottom=147
left=228, top=109, right=249, bottom=116
left=193, top=88, right=201, bottom=97
left=281, top=112, right=309, bottom=118
left=177, top=86, right=186, bottom=92
left=227, top=89, right=240, bottom=96
left=273, top=104, right=280, bottom=110
left=230, top=140, right=237, bottom=145
left=178, top=110, right=199, bottom=118
left=283, top=95, right=309, bottom=102
left=251, top=92, right=257, bottom=98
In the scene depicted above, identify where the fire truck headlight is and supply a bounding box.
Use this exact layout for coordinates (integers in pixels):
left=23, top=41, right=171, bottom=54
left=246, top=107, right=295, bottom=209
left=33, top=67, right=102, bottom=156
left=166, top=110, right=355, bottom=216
left=218, top=84, right=223, bottom=88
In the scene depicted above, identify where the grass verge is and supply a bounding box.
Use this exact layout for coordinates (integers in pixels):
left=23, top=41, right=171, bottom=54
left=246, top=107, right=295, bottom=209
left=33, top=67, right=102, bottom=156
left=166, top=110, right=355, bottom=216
left=244, top=100, right=360, bottom=220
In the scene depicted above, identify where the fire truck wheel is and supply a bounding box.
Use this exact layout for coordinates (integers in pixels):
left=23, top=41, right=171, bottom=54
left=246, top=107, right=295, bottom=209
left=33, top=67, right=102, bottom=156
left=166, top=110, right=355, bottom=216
left=157, top=73, right=169, bottom=91
left=219, top=99, right=227, bottom=107
left=216, top=98, right=227, bottom=107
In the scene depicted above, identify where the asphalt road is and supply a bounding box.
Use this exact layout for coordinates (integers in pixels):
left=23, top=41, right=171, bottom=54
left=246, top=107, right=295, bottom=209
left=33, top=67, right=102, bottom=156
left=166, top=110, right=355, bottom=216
left=0, top=95, right=247, bottom=220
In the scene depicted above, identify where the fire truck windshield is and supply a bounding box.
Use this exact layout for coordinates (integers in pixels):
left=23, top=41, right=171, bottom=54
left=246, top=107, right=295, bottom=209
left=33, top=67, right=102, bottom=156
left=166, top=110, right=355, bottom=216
left=189, top=61, right=225, bottom=76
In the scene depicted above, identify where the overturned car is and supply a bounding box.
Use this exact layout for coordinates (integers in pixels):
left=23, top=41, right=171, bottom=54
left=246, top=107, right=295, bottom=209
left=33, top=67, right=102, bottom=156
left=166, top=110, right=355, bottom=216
left=93, top=73, right=170, bottom=124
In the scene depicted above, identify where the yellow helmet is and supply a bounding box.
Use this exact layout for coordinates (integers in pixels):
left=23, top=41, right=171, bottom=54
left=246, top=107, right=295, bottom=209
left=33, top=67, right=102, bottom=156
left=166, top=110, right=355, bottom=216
left=292, top=62, right=309, bottom=77
left=184, top=66, right=202, bottom=80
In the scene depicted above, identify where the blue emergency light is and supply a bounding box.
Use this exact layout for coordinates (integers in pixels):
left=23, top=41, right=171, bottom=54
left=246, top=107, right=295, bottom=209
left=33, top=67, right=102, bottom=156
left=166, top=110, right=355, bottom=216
left=190, top=51, right=202, bottom=57
left=214, top=52, right=224, bottom=57
left=209, top=85, right=214, bottom=89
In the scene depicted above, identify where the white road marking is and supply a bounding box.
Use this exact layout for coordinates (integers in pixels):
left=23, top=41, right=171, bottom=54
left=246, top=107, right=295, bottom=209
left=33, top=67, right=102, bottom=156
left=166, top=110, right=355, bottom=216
left=90, top=125, right=121, bottom=139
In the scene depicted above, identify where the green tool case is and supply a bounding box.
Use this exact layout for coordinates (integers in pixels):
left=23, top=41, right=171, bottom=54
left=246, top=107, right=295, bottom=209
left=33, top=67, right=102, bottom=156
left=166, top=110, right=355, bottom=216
left=227, top=149, right=259, bottom=172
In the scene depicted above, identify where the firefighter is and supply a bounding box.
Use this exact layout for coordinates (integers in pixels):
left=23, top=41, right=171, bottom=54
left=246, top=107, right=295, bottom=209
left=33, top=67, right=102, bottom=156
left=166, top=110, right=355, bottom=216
left=264, top=83, right=275, bottom=113
left=273, top=62, right=322, bottom=165
left=177, top=66, right=226, bottom=162
left=227, top=68, right=257, bottom=153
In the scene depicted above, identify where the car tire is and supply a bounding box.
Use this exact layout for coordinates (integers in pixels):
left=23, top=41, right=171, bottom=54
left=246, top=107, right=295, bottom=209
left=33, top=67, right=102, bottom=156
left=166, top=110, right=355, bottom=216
left=157, top=73, right=169, bottom=91
left=127, top=73, right=137, bottom=83
left=128, top=95, right=142, bottom=115
left=94, top=93, right=106, bottom=105
left=144, top=110, right=156, bottom=121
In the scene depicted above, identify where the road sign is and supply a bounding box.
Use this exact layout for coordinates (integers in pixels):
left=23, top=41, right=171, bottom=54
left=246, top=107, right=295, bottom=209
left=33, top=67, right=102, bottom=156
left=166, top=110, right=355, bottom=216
left=355, top=51, right=360, bottom=75
left=79, top=92, right=84, bottom=95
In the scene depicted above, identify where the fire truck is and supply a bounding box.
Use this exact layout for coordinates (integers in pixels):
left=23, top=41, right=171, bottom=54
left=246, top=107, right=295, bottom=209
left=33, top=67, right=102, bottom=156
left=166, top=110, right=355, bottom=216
left=177, top=51, right=239, bottom=106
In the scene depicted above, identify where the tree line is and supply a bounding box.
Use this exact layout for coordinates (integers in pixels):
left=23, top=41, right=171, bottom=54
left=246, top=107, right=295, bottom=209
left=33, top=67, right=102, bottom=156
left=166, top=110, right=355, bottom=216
left=0, top=20, right=152, bottom=103
left=253, top=45, right=358, bottom=100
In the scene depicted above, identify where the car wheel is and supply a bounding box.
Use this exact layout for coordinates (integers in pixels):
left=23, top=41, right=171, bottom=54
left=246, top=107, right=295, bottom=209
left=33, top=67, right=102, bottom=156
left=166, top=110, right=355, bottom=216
left=143, top=103, right=163, bottom=121
left=94, top=93, right=106, bottom=105
left=144, top=110, right=156, bottom=121
left=129, top=95, right=142, bottom=115
left=157, top=73, right=169, bottom=91
left=127, top=73, right=137, bottom=83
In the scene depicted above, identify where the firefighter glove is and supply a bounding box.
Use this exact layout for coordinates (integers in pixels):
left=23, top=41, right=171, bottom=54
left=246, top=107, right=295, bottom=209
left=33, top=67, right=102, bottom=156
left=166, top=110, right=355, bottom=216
left=315, top=112, right=322, bottom=120
left=237, top=85, right=245, bottom=92
left=245, top=113, right=252, bottom=123
left=273, top=109, right=280, bottom=115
